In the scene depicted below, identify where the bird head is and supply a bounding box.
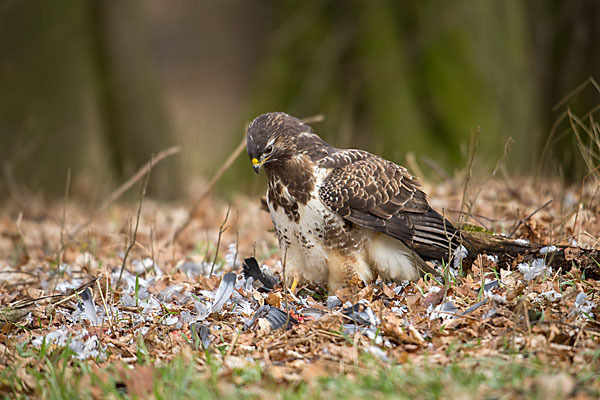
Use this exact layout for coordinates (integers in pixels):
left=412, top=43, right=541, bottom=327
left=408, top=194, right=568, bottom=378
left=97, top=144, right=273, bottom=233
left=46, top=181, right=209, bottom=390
left=246, top=112, right=305, bottom=173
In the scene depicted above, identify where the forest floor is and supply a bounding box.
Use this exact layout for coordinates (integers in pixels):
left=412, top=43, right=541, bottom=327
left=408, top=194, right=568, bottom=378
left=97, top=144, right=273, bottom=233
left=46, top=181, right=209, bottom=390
left=1, top=176, right=599, bottom=399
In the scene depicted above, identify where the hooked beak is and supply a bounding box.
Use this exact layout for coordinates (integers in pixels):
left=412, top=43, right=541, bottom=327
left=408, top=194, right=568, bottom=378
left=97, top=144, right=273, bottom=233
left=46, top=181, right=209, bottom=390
left=252, top=158, right=261, bottom=174
left=251, top=155, right=271, bottom=174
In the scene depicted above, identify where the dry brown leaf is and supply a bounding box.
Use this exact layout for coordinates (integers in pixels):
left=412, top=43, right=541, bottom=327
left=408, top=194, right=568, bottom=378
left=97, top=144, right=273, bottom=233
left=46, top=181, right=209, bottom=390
left=266, top=292, right=282, bottom=307
left=423, top=288, right=445, bottom=308
left=115, top=364, right=156, bottom=398
left=382, top=283, right=396, bottom=299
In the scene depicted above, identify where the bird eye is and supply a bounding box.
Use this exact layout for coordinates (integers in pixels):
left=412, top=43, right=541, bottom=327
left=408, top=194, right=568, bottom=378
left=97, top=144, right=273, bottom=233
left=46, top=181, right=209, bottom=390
left=265, top=145, right=273, bottom=154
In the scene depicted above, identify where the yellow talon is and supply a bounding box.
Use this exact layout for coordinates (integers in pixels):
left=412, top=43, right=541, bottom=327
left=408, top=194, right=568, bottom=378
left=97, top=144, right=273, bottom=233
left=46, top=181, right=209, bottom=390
left=289, top=277, right=298, bottom=293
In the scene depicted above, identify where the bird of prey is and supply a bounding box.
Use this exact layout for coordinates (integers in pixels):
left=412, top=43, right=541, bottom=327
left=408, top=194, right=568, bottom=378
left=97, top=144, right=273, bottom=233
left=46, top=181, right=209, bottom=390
left=246, top=112, right=465, bottom=291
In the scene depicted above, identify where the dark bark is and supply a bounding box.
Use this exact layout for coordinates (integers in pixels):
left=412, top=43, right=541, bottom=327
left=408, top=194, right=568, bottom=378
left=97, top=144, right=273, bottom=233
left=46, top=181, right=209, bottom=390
left=461, top=230, right=600, bottom=280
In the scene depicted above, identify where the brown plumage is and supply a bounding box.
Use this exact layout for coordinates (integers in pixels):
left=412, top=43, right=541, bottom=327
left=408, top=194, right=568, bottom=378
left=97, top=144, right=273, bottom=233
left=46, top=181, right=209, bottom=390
left=247, top=112, right=465, bottom=291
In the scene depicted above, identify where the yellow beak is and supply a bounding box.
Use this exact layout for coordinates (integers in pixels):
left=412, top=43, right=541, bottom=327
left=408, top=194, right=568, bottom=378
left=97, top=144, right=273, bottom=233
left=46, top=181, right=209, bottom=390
left=251, top=155, right=271, bottom=173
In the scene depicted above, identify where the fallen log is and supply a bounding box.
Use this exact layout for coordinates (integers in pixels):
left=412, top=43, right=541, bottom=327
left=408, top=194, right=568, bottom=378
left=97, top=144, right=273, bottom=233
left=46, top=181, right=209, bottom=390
left=460, top=229, right=600, bottom=280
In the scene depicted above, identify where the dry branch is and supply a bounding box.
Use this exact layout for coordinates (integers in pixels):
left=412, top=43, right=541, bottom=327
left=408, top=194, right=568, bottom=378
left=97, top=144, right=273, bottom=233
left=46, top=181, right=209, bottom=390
left=167, top=135, right=246, bottom=244
left=0, top=276, right=99, bottom=328
left=69, top=145, right=181, bottom=239
left=116, top=160, right=152, bottom=290
left=209, top=204, right=231, bottom=276
left=508, top=199, right=553, bottom=238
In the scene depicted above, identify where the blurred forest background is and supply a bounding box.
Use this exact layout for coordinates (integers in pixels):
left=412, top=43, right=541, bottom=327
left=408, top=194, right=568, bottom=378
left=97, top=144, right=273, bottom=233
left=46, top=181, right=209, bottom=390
left=0, top=0, right=599, bottom=202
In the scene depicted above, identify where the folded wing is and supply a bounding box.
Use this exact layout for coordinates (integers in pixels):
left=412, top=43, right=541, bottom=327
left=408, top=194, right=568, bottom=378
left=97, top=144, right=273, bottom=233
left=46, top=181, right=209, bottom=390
left=318, top=152, right=462, bottom=261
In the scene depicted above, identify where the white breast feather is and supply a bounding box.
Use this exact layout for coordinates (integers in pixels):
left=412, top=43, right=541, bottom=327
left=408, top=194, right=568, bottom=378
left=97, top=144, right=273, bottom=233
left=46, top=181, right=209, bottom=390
left=266, top=166, right=337, bottom=284
left=366, top=232, right=419, bottom=281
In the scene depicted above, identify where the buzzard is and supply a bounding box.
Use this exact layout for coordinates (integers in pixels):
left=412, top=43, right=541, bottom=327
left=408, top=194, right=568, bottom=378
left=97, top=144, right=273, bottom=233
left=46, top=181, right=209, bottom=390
left=247, top=112, right=465, bottom=291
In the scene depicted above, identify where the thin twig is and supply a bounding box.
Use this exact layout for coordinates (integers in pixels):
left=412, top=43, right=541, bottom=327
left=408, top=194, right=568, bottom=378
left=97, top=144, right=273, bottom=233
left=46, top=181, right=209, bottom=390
left=453, top=137, right=514, bottom=230
left=233, top=229, right=239, bottom=270
left=169, top=136, right=246, bottom=244
left=420, top=156, right=453, bottom=183
left=301, top=114, right=325, bottom=124
left=460, top=128, right=480, bottom=223
left=69, top=145, right=181, bottom=239
left=58, top=168, right=71, bottom=266
left=447, top=209, right=521, bottom=224
left=282, top=248, right=291, bottom=330
left=573, top=165, right=600, bottom=244
left=95, top=278, right=113, bottom=329
left=2, top=162, right=22, bottom=203
left=116, top=158, right=152, bottom=290
left=49, top=169, right=71, bottom=294
left=150, top=222, right=156, bottom=275
left=508, top=199, right=553, bottom=238
left=14, top=212, right=32, bottom=262
left=553, top=77, right=600, bottom=111
left=209, top=205, right=231, bottom=276
left=537, top=78, right=600, bottom=185
left=453, top=212, right=491, bottom=231
left=225, top=328, right=241, bottom=358
left=430, top=310, right=480, bottom=322
left=51, top=276, right=100, bottom=307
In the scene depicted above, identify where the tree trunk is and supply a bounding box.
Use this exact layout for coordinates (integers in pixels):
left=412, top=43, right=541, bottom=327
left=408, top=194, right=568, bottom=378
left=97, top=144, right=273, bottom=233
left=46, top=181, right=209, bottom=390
left=87, top=0, right=181, bottom=198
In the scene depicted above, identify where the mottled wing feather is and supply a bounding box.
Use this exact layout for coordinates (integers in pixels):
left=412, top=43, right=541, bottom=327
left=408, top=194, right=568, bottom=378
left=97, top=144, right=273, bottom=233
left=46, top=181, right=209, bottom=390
left=318, top=151, right=461, bottom=261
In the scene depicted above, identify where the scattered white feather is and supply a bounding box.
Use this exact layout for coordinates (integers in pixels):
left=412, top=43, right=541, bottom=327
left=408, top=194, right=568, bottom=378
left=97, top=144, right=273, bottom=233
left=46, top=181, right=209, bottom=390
left=231, top=297, right=254, bottom=316
left=573, top=292, right=595, bottom=319
left=141, top=297, right=161, bottom=313
left=194, top=301, right=211, bottom=321
left=178, top=261, right=211, bottom=278
left=518, top=259, right=551, bottom=281
left=343, top=325, right=383, bottom=345
left=56, top=278, right=83, bottom=292
left=364, top=305, right=380, bottom=326
left=575, top=292, right=587, bottom=306
left=210, top=272, right=237, bottom=313
left=429, top=302, right=458, bottom=320
left=482, top=308, right=498, bottom=319
left=180, top=310, right=195, bottom=323
left=157, top=285, right=184, bottom=302
left=74, top=252, right=99, bottom=270
left=483, top=279, right=500, bottom=297
left=393, top=281, right=410, bottom=295
left=32, top=328, right=69, bottom=347
left=486, top=254, right=499, bottom=263
left=427, top=286, right=442, bottom=295
left=391, top=302, right=408, bottom=316
left=539, top=245, right=557, bottom=255
left=536, top=290, right=562, bottom=302
left=491, top=294, right=507, bottom=304
left=366, top=345, right=389, bottom=362
left=326, top=296, right=342, bottom=309
left=58, top=263, right=71, bottom=274
left=81, top=288, right=98, bottom=326
left=32, top=329, right=103, bottom=361
left=131, top=259, right=146, bottom=274
left=74, top=335, right=101, bottom=360
left=224, top=243, right=238, bottom=268
left=110, top=269, right=151, bottom=295
left=514, top=238, right=529, bottom=245
left=453, top=245, right=469, bottom=269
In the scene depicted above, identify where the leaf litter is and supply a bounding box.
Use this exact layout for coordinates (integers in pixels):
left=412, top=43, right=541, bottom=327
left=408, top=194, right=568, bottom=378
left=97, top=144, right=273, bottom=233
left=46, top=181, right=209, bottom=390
left=0, top=178, right=599, bottom=397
